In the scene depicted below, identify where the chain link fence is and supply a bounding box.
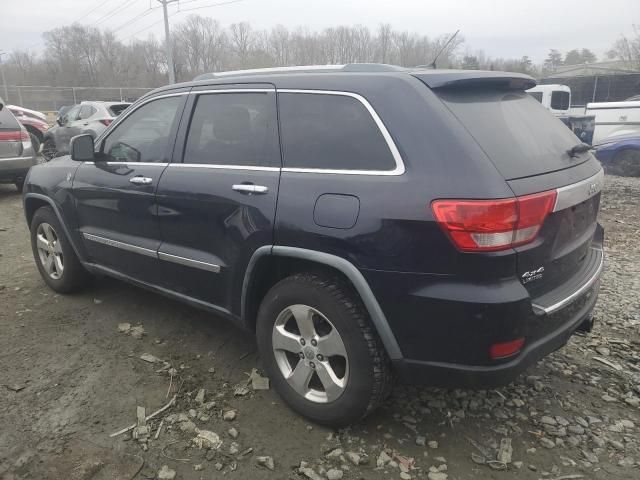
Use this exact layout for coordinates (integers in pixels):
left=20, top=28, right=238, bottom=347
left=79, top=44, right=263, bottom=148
left=0, top=85, right=156, bottom=113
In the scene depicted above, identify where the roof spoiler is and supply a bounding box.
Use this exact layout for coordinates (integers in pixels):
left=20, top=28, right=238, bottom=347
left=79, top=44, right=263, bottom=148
left=412, top=70, right=536, bottom=90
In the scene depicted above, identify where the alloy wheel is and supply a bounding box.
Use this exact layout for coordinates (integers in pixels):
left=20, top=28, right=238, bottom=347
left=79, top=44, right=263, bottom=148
left=36, top=223, right=64, bottom=280
left=272, top=304, right=349, bottom=403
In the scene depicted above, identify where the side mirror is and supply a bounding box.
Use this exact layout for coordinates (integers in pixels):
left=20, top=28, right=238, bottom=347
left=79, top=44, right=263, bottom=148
left=70, top=134, right=95, bottom=162
left=56, top=117, right=64, bottom=126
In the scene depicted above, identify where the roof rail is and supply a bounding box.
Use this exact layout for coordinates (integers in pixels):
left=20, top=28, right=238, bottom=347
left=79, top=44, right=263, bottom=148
left=193, top=63, right=406, bottom=81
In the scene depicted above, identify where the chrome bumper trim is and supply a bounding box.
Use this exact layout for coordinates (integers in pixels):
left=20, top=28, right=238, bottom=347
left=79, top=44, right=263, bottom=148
left=531, top=248, right=604, bottom=315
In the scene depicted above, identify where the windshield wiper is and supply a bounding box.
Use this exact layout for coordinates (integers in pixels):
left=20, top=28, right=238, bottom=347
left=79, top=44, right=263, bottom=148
left=567, top=143, right=592, bottom=158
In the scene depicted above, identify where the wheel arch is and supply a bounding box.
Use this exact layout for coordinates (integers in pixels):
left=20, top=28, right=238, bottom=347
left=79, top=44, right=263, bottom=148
left=24, top=193, right=84, bottom=261
left=241, top=246, right=403, bottom=360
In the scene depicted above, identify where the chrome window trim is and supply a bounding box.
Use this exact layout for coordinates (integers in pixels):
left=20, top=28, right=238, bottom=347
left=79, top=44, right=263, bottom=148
left=190, top=88, right=274, bottom=95
left=278, top=89, right=405, bottom=176
left=553, top=169, right=604, bottom=212
left=83, top=162, right=169, bottom=167
left=170, top=163, right=280, bottom=172
left=158, top=252, right=221, bottom=273
left=82, top=232, right=157, bottom=258
left=531, top=247, right=604, bottom=315
left=94, top=91, right=190, bottom=146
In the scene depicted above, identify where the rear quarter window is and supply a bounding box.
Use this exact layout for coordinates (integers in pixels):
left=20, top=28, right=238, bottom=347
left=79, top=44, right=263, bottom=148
left=278, top=92, right=397, bottom=171
left=109, top=104, right=130, bottom=116
left=0, top=107, right=20, bottom=129
left=551, top=91, right=570, bottom=110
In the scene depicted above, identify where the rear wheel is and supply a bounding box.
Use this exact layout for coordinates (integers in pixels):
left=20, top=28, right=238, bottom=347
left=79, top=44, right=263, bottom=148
left=30, top=206, right=91, bottom=293
left=14, top=178, right=25, bottom=193
left=42, top=138, right=58, bottom=161
left=608, top=149, right=640, bottom=177
left=256, top=273, right=393, bottom=426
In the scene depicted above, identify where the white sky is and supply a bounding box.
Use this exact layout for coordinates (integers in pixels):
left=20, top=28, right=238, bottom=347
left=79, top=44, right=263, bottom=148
left=1, top=0, right=639, bottom=63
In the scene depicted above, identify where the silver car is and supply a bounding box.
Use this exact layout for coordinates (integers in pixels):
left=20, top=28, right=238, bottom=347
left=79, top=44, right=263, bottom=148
left=42, top=101, right=131, bottom=160
left=0, top=98, right=37, bottom=192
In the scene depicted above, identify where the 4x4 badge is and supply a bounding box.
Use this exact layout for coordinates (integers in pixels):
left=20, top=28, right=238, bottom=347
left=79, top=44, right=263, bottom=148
left=522, top=266, right=545, bottom=284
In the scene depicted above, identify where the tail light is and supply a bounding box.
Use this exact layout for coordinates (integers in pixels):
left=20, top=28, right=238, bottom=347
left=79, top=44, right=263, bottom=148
left=490, top=338, right=525, bottom=359
left=431, top=190, right=557, bottom=252
left=99, top=119, right=113, bottom=127
left=0, top=130, right=29, bottom=141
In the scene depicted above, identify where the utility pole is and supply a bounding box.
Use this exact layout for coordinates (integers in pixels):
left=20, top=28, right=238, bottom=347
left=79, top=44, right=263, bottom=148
left=0, top=52, right=9, bottom=102
left=157, top=0, right=178, bottom=84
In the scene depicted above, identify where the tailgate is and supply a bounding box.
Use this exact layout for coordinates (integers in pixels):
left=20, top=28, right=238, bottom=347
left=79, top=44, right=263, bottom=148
left=427, top=77, right=604, bottom=303
left=510, top=168, right=604, bottom=301
left=0, top=108, right=23, bottom=158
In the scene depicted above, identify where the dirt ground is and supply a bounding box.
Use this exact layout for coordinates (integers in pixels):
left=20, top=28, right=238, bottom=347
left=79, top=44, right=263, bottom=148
left=1, top=175, right=639, bottom=480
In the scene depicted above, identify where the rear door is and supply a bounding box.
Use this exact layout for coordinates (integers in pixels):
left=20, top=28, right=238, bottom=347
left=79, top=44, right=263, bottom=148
left=73, top=92, right=188, bottom=281
left=433, top=87, right=603, bottom=300
left=155, top=85, right=281, bottom=311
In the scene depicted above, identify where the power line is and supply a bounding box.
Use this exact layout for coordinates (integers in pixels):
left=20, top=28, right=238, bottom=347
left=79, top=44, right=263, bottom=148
left=177, top=0, right=244, bottom=14
left=73, top=0, right=112, bottom=24
left=121, top=0, right=244, bottom=41
left=111, top=7, right=158, bottom=33
left=92, top=0, right=137, bottom=27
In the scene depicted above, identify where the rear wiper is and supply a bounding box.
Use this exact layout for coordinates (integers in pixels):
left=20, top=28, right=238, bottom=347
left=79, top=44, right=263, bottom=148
left=567, top=143, right=593, bottom=158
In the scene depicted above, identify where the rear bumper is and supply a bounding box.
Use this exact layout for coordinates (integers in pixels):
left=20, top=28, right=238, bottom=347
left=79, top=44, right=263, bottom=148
left=362, top=227, right=604, bottom=388
left=392, top=280, right=598, bottom=387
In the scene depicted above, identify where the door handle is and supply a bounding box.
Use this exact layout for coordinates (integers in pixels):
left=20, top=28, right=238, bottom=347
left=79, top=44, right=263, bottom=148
left=130, top=176, right=153, bottom=185
left=232, top=184, right=268, bottom=194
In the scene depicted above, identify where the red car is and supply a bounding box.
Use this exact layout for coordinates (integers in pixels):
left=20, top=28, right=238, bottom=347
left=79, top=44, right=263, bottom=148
left=7, top=105, right=49, bottom=154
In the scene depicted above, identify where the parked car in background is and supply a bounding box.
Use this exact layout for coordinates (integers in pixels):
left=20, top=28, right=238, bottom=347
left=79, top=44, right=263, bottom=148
left=7, top=105, right=50, bottom=154
left=527, top=84, right=595, bottom=144
left=594, top=132, right=640, bottom=176
left=24, top=66, right=604, bottom=426
left=0, top=98, right=37, bottom=191
left=42, top=101, right=131, bottom=160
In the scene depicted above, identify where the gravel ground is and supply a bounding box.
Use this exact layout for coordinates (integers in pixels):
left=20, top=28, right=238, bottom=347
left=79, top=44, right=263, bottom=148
left=0, top=175, right=639, bottom=480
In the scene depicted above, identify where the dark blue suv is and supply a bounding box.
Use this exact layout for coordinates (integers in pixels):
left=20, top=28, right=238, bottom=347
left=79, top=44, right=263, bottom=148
left=23, top=65, right=604, bottom=426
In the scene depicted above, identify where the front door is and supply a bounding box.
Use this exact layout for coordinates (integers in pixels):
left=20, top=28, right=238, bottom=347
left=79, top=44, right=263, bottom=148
left=73, top=92, right=189, bottom=282
left=155, top=86, right=281, bottom=312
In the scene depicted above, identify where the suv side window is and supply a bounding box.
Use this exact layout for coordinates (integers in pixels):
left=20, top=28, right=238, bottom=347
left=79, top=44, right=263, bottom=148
left=279, top=92, right=397, bottom=171
left=78, top=105, right=97, bottom=120
left=550, top=91, right=570, bottom=110
left=183, top=92, right=279, bottom=167
left=101, top=96, right=183, bottom=163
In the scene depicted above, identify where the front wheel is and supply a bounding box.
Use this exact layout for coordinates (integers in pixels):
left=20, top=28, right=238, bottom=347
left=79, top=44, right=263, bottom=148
left=256, top=273, right=393, bottom=427
left=30, top=206, right=91, bottom=293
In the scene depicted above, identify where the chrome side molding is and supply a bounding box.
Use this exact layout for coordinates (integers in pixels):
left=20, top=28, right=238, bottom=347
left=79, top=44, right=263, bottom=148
left=82, top=232, right=221, bottom=273
left=158, top=252, right=221, bottom=273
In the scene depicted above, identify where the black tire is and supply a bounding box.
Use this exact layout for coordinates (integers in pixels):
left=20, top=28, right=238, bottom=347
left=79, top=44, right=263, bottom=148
left=41, top=138, right=58, bottom=162
left=256, top=273, right=393, bottom=427
left=14, top=178, right=25, bottom=193
left=608, top=149, right=640, bottom=177
left=30, top=206, right=91, bottom=293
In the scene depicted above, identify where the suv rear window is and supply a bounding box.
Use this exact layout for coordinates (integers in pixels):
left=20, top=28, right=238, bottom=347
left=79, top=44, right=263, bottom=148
left=279, top=93, right=396, bottom=171
left=109, top=104, right=130, bottom=116
left=436, top=89, right=580, bottom=180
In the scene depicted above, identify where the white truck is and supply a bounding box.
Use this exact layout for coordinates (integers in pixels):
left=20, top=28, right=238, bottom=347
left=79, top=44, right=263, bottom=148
left=526, top=84, right=595, bottom=144
left=585, top=99, right=640, bottom=144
